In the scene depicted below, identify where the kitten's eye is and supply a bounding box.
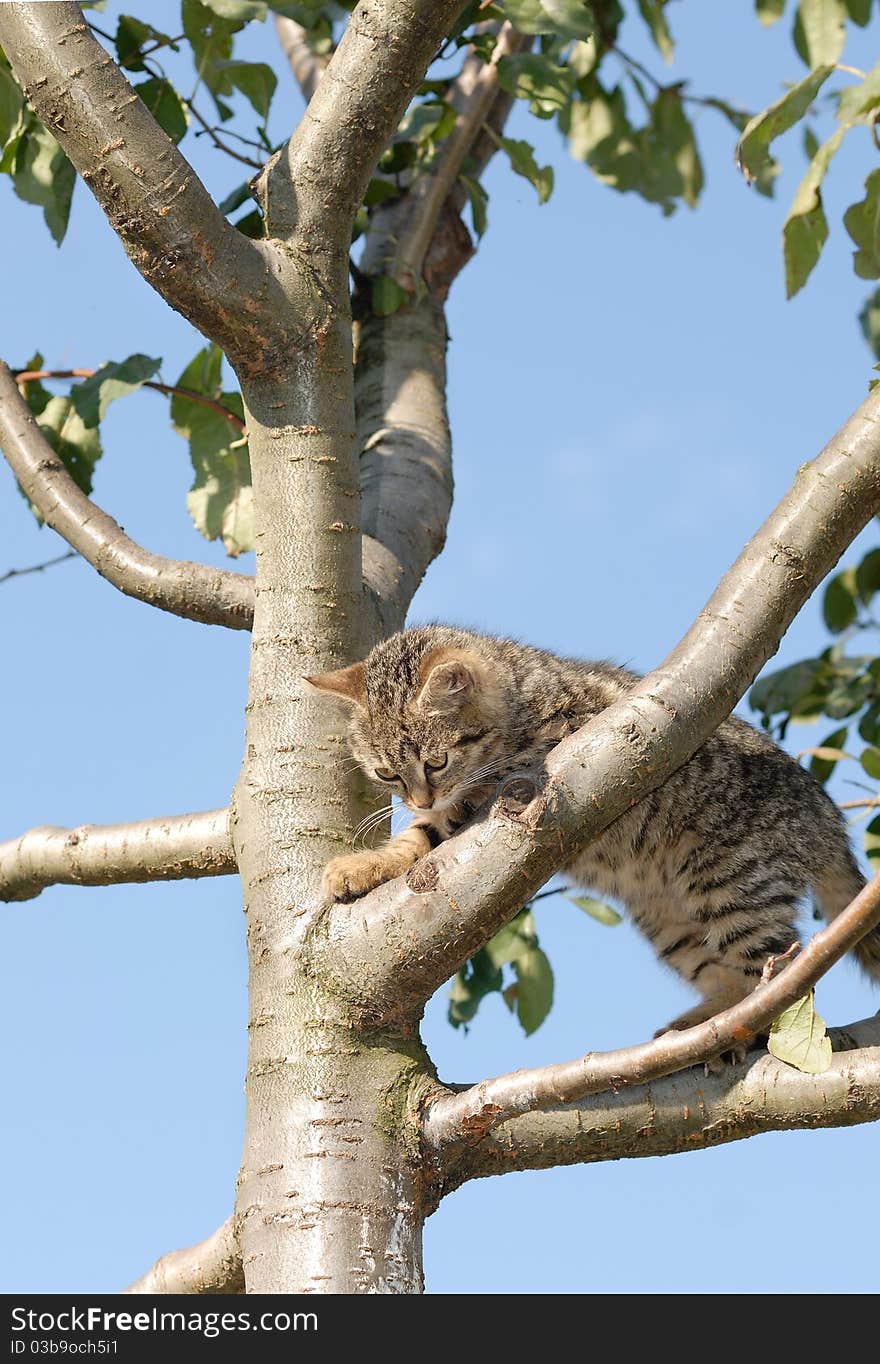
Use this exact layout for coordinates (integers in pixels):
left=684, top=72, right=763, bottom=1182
left=374, top=766, right=399, bottom=782
left=424, top=755, right=448, bottom=772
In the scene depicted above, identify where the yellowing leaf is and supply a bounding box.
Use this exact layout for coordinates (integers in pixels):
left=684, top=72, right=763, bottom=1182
left=768, top=991, right=832, bottom=1073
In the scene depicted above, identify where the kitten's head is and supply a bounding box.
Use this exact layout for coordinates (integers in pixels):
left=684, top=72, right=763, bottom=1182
left=304, top=631, right=510, bottom=814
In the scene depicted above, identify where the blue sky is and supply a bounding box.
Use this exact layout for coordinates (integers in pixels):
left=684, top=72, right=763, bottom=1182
left=2, top=2, right=879, bottom=1294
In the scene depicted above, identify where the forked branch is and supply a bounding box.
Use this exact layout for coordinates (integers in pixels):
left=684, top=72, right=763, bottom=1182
left=0, top=809, right=234, bottom=903
left=448, top=1015, right=880, bottom=1188
left=123, top=1217, right=243, bottom=1295
left=316, top=382, right=880, bottom=1021
left=0, top=363, right=255, bottom=630
left=423, top=871, right=880, bottom=1151
left=266, top=0, right=470, bottom=241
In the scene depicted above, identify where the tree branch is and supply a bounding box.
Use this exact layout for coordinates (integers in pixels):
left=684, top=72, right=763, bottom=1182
left=0, top=3, right=291, bottom=374
left=264, top=0, right=469, bottom=241
left=122, top=1216, right=243, bottom=1295
left=0, top=809, right=234, bottom=903
left=384, top=22, right=524, bottom=291
left=15, top=367, right=246, bottom=435
left=441, top=1017, right=880, bottom=1191
left=313, top=383, right=880, bottom=1024
left=0, top=363, right=255, bottom=630
left=422, top=872, right=880, bottom=1151
left=0, top=549, right=76, bottom=585
left=273, top=14, right=327, bottom=103
left=356, top=298, right=453, bottom=631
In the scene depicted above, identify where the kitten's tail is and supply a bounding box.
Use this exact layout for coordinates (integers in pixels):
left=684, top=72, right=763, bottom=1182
left=814, top=850, right=880, bottom=980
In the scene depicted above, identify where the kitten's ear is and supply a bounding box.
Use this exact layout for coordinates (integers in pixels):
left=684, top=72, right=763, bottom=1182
left=303, top=661, right=367, bottom=708
left=416, top=648, right=488, bottom=715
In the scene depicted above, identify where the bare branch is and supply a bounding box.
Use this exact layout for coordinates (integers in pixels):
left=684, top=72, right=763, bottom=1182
left=0, top=4, right=290, bottom=373
left=15, top=368, right=246, bottom=434
left=385, top=22, right=524, bottom=291
left=356, top=298, right=453, bottom=630
left=265, top=0, right=469, bottom=241
left=122, top=1216, right=243, bottom=1295
left=422, top=872, right=880, bottom=1151
left=314, top=382, right=880, bottom=1022
left=0, top=363, right=255, bottom=630
left=0, top=809, right=234, bottom=903
left=444, top=1017, right=880, bottom=1190
left=0, top=550, right=76, bottom=585
left=273, top=14, right=327, bottom=103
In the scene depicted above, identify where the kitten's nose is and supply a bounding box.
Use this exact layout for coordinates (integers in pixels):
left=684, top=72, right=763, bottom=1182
left=409, top=792, right=434, bottom=810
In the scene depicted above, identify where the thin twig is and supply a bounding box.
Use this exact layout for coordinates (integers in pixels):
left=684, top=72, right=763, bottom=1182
left=0, top=550, right=77, bottom=586
left=840, top=797, right=880, bottom=810
left=14, top=368, right=246, bottom=434
left=184, top=99, right=263, bottom=170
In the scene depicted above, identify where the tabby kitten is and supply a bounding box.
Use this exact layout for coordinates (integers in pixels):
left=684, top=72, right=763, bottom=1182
left=306, top=625, right=877, bottom=1032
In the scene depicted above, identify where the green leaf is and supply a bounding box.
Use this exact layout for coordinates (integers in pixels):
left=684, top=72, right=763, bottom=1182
left=861, top=745, right=880, bottom=778
left=448, top=949, right=504, bottom=1029
left=135, top=78, right=189, bottom=144
left=171, top=346, right=253, bottom=557
left=856, top=547, right=880, bottom=602
left=218, top=180, right=253, bottom=215
left=823, top=567, right=858, bottom=632
left=802, top=124, right=820, bottom=159
left=768, top=991, right=832, bottom=1072
left=808, top=725, right=850, bottom=781
left=568, top=895, right=623, bottom=925
left=736, top=65, right=833, bottom=185
left=10, top=119, right=76, bottom=246
left=793, top=0, right=847, bottom=67
left=836, top=59, right=880, bottom=125
left=510, top=942, right=554, bottom=1034
left=398, top=101, right=456, bottom=145
left=71, top=355, right=162, bottom=428
left=115, top=16, right=179, bottom=71
left=199, top=0, right=267, bottom=18
left=215, top=60, right=277, bottom=118
left=371, top=275, right=409, bottom=316
left=34, top=397, right=103, bottom=497
left=749, top=657, right=827, bottom=716
left=756, top=0, right=787, bottom=24
left=182, top=0, right=249, bottom=119
left=782, top=127, right=843, bottom=297
left=637, top=0, right=673, bottom=62
left=0, top=63, right=25, bottom=150
left=232, top=208, right=265, bottom=238
left=843, top=0, right=871, bottom=21
left=844, top=169, right=880, bottom=278
left=499, top=136, right=554, bottom=203
left=459, top=173, right=488, bottom=238
left=858, top=286, right=880, bottom=356
left=865, top=813, right=880, bottom=868
left=858, top=699, right=880, bottom=744
left=497, top=52, right=575, bottom=118
left=650, top=88, right=703, bottom=209
left=501, top=0, right=596, bottom=40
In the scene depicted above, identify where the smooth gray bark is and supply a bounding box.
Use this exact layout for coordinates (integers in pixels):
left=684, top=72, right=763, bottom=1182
left=123, top=1217, right=243, bottom=1295
left=0, top=809, right=233, bottom=902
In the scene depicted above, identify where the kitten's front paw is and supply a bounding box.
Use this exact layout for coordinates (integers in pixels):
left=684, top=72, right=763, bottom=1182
left=322, top=852, right=394, bottom=901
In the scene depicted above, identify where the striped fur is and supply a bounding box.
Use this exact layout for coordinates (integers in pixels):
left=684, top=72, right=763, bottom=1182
left=309, top=626, right=876, bottom=1030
